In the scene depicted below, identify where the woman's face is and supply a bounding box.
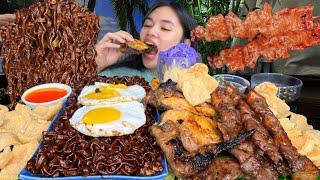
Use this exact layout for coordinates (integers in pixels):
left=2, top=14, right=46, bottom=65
left=140, top=6, right=184, bottom=69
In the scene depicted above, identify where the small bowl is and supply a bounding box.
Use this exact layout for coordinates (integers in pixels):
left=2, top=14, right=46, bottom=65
left=213, top=74, right=250, bottom=93
left=21, top=83, right=72, bottom=109
left=250, top=73, right=303, bottom=103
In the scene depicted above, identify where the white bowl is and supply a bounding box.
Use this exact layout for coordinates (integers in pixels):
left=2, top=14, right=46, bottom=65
left=21, top=83, right=72, bottom=109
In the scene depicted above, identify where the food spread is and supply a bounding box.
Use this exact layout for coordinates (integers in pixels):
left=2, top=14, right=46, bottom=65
left=0, top=0, right=319, bottom=179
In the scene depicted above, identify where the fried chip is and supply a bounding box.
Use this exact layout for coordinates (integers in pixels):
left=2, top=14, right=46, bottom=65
left=2, top=111, right=31, bottom=134
left=0, top=146, right=12, bottom=169
left=298, top=139, right=315, bottom=155
left=254, top=82, right=278, bottom=97
left=0, top=140, right=39, bottom=179
left=187, top=63, right=209, bottom=74
left=279, top=118, right=296, bottom=131
left=291, top=135, right=305, bottom=149
left=17, top=119, right=49, bottom=143
left=0, top=132, right=20, bottom=150
left=307, top=146, right=320, bottom=162
left=178, top=70, right=218, bottom=106
left=32, top=101, right=62, bottom=121
left=0, top=163, right=21, bottom=179
left=0, top=105, right=8, bottom=114
left=163, top=67, right=186, bottom=83
left=0, top=105, right=8, bottom=127
left=290, top=113, right=310, bottom=130
left=266, top=96, right=291, bottom=119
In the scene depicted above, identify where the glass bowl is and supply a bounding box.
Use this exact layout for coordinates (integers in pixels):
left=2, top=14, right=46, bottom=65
left=157, top=56, right=200, bottom=82
left=213, top=74, right=250, bottom=93
left=250, top=73, right=303, bottom=103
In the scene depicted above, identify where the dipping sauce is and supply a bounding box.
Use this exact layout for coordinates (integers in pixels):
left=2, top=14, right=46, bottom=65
left=25, top=87, right=68, bottom=103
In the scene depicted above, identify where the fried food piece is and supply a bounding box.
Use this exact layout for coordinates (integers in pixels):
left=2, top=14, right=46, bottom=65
left=161, top=110, right=221, bottom=152
left=0, top=132, right=20, bottom=150
left=0, top=146, right=12, bottom=169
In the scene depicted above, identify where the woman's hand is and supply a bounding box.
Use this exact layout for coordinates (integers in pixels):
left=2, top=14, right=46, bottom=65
left=95, top=30, right=134, bottom=72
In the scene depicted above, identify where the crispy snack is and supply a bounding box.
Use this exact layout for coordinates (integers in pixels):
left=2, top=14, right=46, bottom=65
left=0, top=105, right=9, bottom=126
left=178, top=64, right=218, bottom=106
left=31, top=101, right=63, bottom=121
left=0, top=132, right=20, bottom=150
left=254, top=83, right=291, bottom=119
left=0, top=147, right=12, bottom=169
left=161, top=110, right=221, bottom=152
left=279, top=115, right=320, bottom=167
left=0, top=140, right=38, bottom=179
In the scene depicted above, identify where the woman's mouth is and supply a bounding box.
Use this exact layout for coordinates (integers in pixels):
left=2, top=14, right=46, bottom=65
left=144, top=42, right=158, bottom=57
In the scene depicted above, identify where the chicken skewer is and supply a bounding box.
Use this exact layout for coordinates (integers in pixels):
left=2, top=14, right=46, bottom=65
left=211, top=84, right=278, bottom=179
left=246, top=90, right=319, bottom=179
left=191, top=3, right=315, bottom=42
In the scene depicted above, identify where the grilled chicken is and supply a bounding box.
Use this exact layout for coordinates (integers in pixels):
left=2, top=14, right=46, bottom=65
left=150, top=120, right=254, bottom=177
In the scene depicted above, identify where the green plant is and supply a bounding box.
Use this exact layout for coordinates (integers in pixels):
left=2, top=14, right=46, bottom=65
left=110, top=0, right=148, bottom=38
left=174, top=0, right=243, bottom=74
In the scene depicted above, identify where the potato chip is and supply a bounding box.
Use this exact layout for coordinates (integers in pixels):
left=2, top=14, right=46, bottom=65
left=266, top=96, right=291, bottom=119
left=17, top=120, right=49, bottom=143
left=0, top=132, right=20, bottom=150
left=32, top=101, right=62, bottom=121
left=0, top=146, right=12, bottom=169
left=291, top=135, right=305, bottom=149
left=187, top=63, right=209, bottom=74
left=290, top=113, right=309, bottom=129
left=0, top=105, right=8, bottom=114
left=2, top=111, right=31, bottom=134
left=254, top=82, right=278, bottom=97
left=279, top=118, right=295, bottom=131
left=298, top=139, right=315, bottom=155
left=0, top=163, right=21, bottom=180
left=303, top=130, right=320, bottom=145
left=306, top=146, right=320, bottom=162
left=180, top=80, right=212, bottom=106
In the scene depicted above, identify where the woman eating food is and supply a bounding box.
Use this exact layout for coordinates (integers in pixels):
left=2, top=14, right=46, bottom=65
left=94, top=2, right=197, bottom=82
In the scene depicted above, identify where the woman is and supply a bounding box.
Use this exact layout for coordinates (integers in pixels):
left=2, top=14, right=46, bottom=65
left=95, top=2, right=197, bottom=82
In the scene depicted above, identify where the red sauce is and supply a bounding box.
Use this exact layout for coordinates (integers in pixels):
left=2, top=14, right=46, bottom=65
left=25, top=87, right=67, bottom=103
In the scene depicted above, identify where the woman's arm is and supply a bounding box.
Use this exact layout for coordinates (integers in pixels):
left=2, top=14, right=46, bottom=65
left=0, top=14, right=15, bottom=26
left=95, top=30, right=134, bottom=72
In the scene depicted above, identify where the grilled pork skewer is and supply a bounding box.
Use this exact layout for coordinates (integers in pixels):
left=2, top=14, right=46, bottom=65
left=207, top=26, right=320, bottom=71
left=150, top=120, right=254, bottom=177
left=246, top=90, right=319, bottom=179
left=238, top=99, right=290, bottom=176
left=211, top=84, right=278, bottom=179
left=191, top=3, right=314, bottom=42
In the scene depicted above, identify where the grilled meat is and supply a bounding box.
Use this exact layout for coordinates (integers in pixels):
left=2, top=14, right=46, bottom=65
left=143, top=80, right=215, bottom=117
left=161, top=110, right=221, bottom=152
left=150, top=120, right=254, bottom=177
left=211, top=85, right=279, bottom=179
left=189, top=157, right=244, bottom=180
left=246, top=90, right=319, bottom=179
left=238, top=100, right=291, bottom=176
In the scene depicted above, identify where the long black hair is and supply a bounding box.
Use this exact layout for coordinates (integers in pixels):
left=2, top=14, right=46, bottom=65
left=143, top=1, right=197, bottom=47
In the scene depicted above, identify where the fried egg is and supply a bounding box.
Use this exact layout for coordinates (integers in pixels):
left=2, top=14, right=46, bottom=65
left=69, top=101, right=146, bottom=137
left=78, top=82, right=146, bottom=106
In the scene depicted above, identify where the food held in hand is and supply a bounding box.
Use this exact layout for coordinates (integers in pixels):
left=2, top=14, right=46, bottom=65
left=69, top=101, right=146, bottom=137
left=78, top=82, right=146, bottom=106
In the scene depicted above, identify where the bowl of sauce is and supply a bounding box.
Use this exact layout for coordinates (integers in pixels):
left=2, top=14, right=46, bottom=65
left=21, top=83, right=72, bottom=109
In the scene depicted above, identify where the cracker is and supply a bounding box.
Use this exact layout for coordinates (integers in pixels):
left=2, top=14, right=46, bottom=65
left=0, top=132, right=20, bottom=150
left=0, top=146, right=13, bottom=169
left=254, top=82, right=278, bottom=97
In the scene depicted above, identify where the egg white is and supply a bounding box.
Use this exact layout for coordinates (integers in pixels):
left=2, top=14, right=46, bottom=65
left=78, top=82, right=146, bottom=106
left=69, top=101, right=146, bottom=137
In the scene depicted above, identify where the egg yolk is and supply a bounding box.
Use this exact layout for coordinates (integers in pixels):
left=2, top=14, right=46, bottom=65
left=85, top=84, right=128, bottom=99
left=83, top=107, right=121, bottom=124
